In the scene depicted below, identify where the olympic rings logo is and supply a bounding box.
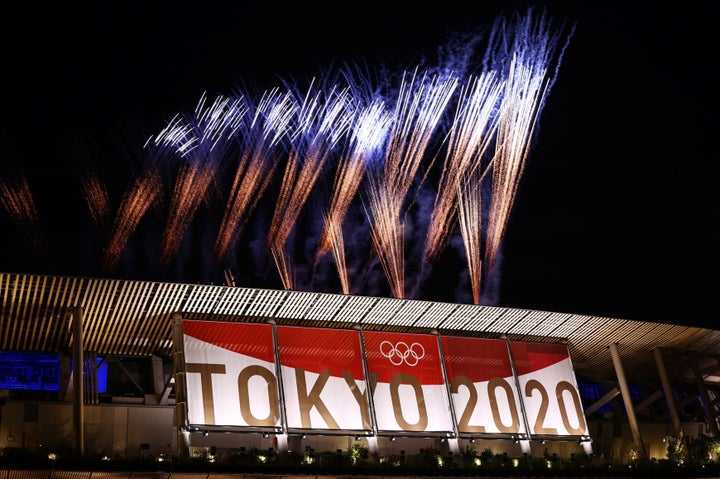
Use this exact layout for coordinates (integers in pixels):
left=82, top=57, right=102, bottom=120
left=379, top=340, right=425, bottom=366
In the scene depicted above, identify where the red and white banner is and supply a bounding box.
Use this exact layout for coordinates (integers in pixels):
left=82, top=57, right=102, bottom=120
left=510, top=342, right=588, bottom=436
left=182, top=321, right=280, bottom=428
left=277, top=325, right=370, bottom=431
left=180, top=320, right=589, bottom=438
left=362, top=331, right=453, bottom=433
left=441, top=336, right=526, bottom=435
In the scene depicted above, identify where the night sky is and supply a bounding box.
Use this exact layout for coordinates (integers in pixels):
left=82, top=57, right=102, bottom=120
left=0, top=1, right=717, bottom=328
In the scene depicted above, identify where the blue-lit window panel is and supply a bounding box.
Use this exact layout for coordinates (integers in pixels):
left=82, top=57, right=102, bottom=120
left=412, top=301, right=458, bottom=329
left=577, top=382, right=613, bottom=412
left=213, top=286, right=257, bottom=317
left=361, top=297, right=405, bottom=325
left=275, top=291, right=319, bottom=320
left=302, top=292, right=350, bottom=323
left=484, top=308, right=527, bottom=334
left=386, top=300, right=432, bottom=328
left=0, top=351, right=60, bottom=391
left=243, top=288, right=288, bottom=318
left=332, top=295, right=378, bottom=324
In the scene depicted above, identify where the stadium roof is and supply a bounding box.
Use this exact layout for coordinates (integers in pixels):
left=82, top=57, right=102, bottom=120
left=2, top=272, right=719, bottom=386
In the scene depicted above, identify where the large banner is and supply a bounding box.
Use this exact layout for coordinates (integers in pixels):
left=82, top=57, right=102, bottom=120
left=277, top=325, right=371, bottom=431
left=180, top=320, right=588, bottom=438
left=510, top=341, right=588, bottom=437
left=362, top=331, right=454, bottom=433
left=183, top=321, right=280, bottom=428
left=441, top=336, right=526, bottom=436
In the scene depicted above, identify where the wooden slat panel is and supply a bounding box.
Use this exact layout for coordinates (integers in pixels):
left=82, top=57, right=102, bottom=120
left=3, top=274, right=25, bottom=349
left=115, top=281, right=154, bottom=355
left=31, top=275, right=54, bottom=351
left=139, top=283, right=188, bottom=356
left=91, top=279, right=121, bottom=352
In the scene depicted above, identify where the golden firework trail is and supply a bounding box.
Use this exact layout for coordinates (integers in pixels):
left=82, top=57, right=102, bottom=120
left=0, top=8, right=571, bottom=306
left=317, top=100, right=392, bottom=293
left=484, top=56, right=548, bottom=271
left=483, top=6, right=572, bottom=272
left=0, top=176, right=41, bottom=248
left=457, top=168, right=484, bottom=304
left=159, top=93, right=245, bottom=264
left=213, top=88, right=297, bottom=262
left=80, top=174, right=110, bottom=230
left=366, top=69, right=458, bottom=298
left=268, top=83, right=353, bottom=290
left=102, top=171, right=163, bottom=270
left=424, top=71, right=504, bottom=262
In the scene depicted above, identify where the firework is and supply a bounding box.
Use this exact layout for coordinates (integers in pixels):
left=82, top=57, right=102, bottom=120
left=424, top=71, right=504, bottom=263
left=159, top=93, right=245, bottom=264
left=267, top=83, right=353, bottom=290
left=0, top=8, right=572, bottom=308
left=457, top=168, right=484, bottom=304
left=366, top=69, right=458, bottom=298
left=0, top=176, right=41, bottom=248
left=317, top=100, right=392, bottom=293
left=213, top=88, right=297, bottom=262
left=102, top=171, right=163, bottom=270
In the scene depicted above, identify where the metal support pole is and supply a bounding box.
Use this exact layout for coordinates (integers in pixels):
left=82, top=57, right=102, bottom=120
left=692, top=360, right=719, bottom=436
left=608, top=342, right=646, bottom=460
left=71, top=306, right=85, bottom=458
left=172, top=313, right=190, bottom=460
left=652, top=348, right=683, bottom=438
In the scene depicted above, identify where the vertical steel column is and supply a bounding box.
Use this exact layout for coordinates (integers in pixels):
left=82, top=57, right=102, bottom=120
left=71, top=306, right=85, bottom=458
left=608, top=342, right=646, bottom=459
left=434, top=332, right=459, bottom=454
left=652, top=347, right=683, bottom=437
left=172, top=313, right=190, bottom=460
left=692, top=360, right=719, bottom=436
left=356, top=325, right=379, bottom=457
left=269, top=319, right=289, bottom=453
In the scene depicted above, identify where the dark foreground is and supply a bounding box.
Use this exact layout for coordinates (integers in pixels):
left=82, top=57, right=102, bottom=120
left=3, top=448, right=720, bottom=479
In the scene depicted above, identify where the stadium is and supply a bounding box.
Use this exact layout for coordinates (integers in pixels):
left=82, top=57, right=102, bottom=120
left=1, top=5, right=717, bottom=477
left=2, top=271, right=719, bottom=473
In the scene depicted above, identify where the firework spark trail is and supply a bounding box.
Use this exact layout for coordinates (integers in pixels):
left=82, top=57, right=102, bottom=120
left=366, top=69, right=458, bottom=298
left=100, top=118, right=195, bottom=269
left=0, top=177, right=41, bottom=248
left=159, top=93, right=245, bottom=264
left=423, top=71, right=504, bottom=263
left=483, top=7, right=572, bottom=271
left=457, top=169, right=484, bottom=304
left=80, top=174, right=110, bottom=229
left=213, top=88, right=297, bottom=262
left=267, top=83, right=353, bottom=290
left=321, top=210, right=349, bottom=293
left=484, top=58, right=549, bottom=271
left=316, top=100, right=392, bottom=293
left=102, top=171, right=163, bottom=270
